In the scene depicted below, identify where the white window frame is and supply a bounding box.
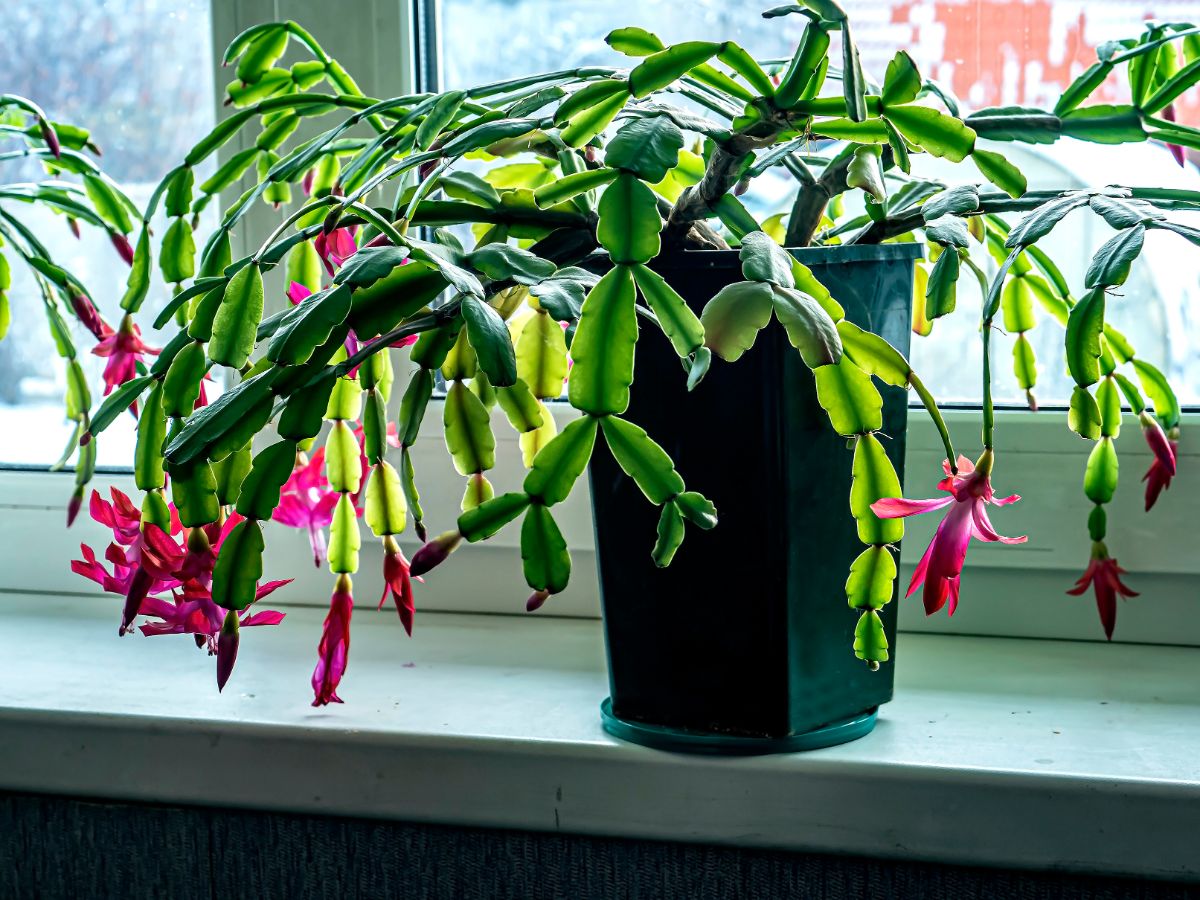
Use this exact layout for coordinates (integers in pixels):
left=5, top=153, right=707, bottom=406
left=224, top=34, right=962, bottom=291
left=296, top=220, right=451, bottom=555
left=1, top=0, right=1196, bottom=649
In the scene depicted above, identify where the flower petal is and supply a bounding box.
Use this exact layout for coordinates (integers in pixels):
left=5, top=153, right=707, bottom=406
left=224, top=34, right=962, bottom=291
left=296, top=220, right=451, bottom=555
left=871, top=496, right=952, bottom=519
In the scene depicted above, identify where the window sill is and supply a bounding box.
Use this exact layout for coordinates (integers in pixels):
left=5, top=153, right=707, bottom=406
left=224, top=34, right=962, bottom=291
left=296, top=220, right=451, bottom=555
left=2, top=592, right=1197, bottom=883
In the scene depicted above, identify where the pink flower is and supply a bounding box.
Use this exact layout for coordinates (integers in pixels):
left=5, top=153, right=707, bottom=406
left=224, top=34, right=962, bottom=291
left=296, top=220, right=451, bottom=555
left=273, top=449, right=341, bottom=567
left=110, top=233, right=135, bottom=266
left=313, top=574, right=354, bottom=706
left=92, top=314, right=158, bottom=397
left=313, top=226, right=358, bottom=276
left=1067, top=547, right=1138, bottom=640
left=72, top=488, right=289, bottom=674
left=286, top=281, right=312, bottom=305
left=1139, top=414, right=1178, bottom=512
left=871, top=451, right=1026, bottom=616
left=378, top=537, right=415, bottom=636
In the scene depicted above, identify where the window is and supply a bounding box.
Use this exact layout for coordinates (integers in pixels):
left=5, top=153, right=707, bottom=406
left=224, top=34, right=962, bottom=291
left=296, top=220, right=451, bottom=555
left=0, top=0, right=216, bottom=467
left=434, top=0, right=1200, bottom=407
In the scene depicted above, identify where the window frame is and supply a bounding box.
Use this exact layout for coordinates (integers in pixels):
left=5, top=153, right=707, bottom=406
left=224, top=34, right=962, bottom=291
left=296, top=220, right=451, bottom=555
left=1, top=0, right=1196, bottom=649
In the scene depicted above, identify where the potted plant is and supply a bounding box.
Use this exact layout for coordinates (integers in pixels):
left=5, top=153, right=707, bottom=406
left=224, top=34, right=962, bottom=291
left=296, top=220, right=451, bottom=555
left=70, top=6, right=1190, bottom=751
left=0, top=95, right=141, bottom=518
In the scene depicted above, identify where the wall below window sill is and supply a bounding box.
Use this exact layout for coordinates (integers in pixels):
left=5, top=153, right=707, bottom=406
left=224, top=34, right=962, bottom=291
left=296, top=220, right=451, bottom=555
left=2, top=592, right=1197, bottom=884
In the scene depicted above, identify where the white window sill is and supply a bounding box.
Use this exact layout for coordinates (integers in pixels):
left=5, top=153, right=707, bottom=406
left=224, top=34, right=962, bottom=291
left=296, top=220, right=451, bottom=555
left=2, top=591, right=1198, bottom=884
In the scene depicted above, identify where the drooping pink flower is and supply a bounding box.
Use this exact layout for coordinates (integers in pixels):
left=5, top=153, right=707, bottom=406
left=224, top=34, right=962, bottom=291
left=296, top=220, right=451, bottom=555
left=1067, top=546, right=1138, bottom=640
left=378, top=537, right=415, bottom=636
left=92, top=314, right=159, bottom=397
left=72, top=488, right=289, bottom=671
left=1139, top=414, right=1178, bottom=512
left=313, top=225, right=358, bottom=276
left=871, top=450, right=1026, bottom=616
left=273, top=449, right=341, bottom=567
left=313, top=573, right=354, bottom=706
left=110, top=233, right=135, bottom=266
left=1143, top=436, right=1179, bottom=512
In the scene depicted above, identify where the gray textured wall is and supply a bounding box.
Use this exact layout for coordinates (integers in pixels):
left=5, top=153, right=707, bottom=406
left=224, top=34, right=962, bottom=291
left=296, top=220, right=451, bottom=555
left=2, top=792, right=1196, bottom=899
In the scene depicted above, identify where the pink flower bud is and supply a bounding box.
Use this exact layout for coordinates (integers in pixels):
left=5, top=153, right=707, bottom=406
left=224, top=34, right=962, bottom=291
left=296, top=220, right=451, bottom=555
left=67, top=217, right=81, bottom=239
left=216, top=610, right=240, bottom=692
left=110, top=233, right=135, bottom=266
left=302, top=168, right=315, bottom=196
left=1139, top=411, right=1176, bottom=476
left=66, top=486, right=84, bottom=527
left=409, top=531, right=462, bottom=577
left=38, top=118, right=61, bottom=158
left=70, top=294, right=109, bottom=341
left=526, top=590, right=550, bottom=612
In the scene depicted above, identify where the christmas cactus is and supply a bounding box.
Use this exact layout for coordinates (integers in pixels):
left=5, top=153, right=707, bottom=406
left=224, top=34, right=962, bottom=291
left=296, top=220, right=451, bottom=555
left=72, top=6, right=1194, bottom=701
left=0, top=95, right=141, bottom=520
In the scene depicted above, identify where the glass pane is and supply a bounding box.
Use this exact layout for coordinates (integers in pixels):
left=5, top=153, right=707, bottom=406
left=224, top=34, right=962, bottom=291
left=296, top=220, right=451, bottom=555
left=435, top=0, right=1200, bottom=406
left=0, top=0, right=216, bottom=466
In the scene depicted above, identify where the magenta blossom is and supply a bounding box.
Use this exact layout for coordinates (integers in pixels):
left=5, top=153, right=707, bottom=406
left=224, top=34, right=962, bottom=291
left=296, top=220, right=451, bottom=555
left=313, top=573, right=354, bottom=706
left=92, top=314, right=158, bottom=397
left=273, top=448, right=342, bottom=567
left=378, top=536, right=416, bottom=636
left=1139, top=414, right=1178, bottom=512
left=287, top=280, right=313, bottom=305
left=1067, top=545, right=1138, bottom=640
left=871, top=451, right=1026, bottom=616
left=72, top=489, right=289, bottom=687
left=314, top=226, right=358, bottom=276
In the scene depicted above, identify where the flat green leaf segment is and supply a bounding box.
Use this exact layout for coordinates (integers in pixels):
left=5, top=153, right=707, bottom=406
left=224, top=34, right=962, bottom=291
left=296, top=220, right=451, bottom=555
left=568, top=266, right=637, bottom=415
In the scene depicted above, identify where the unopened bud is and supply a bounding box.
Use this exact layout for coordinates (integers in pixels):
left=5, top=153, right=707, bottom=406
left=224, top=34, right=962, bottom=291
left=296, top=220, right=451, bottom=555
left=526, top=590, right=550, bottom=612
left=66, top=485, right=84, bottom=527
left=1139, top=411, right=1177, bottom=475
left=67, top=217, right=81, bottom=239
left=216, top=609, right=240, bottom=692
left=38, top=118, right=61, bottom=158
left=409, top=530, right=462, bottom=577
left=110, top=232, right=135, bottom=266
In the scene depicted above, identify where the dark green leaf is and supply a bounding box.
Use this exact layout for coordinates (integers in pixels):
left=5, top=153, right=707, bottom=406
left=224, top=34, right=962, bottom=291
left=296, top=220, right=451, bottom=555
left=567, top=265, right=638, bottom=415
left=1068, top=385, right=1102, bottom=440
left=605, top=116, right=685, bottom=182
left=461, top=296, right=518, bottom=387
left=523, top=414, right=599, bottom=505
left=459, top=491, right=531, bottom=542
left=700, top=280, right=774, bottom=362
left=738, top=231, right=796, bottom=286
left=527, top=266, right=598, bottom=321
left=652, top=503, right=686, bottom=567
left=1065, top=288, right=1106, bottom=387
left=211, top=518, right=265, bottom=611
left=770, top=285, right=842, bottom=368
left=597, top=173, right=662, bottom=264
left=467, top=243, right=557, bottom=285
left=629, top=41, right=723, bottom=98
left=972, top=149, right=1027, bottom=198
left=631, top=264, right=704, bottom=357
left=235, top=439, right=297, bottom=520
left=333, top=246, right=410, bottom=288
left=88, top=374, right=152, bottom=439
left=1084, top=224, right=1144, bottom=288
left=600, top=415, right=684, bottom=505
left=267, top=284, right=353, bottom=366
left=521, top=504, right=571, bottom=594
left=209, top=263, right=264, bottom=368
left=814, top=355, right=883, bottom=435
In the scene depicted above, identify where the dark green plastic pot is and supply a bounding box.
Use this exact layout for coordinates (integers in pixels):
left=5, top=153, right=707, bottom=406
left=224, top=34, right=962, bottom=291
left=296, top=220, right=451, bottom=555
left=589, top=243, right=922, bottom=754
